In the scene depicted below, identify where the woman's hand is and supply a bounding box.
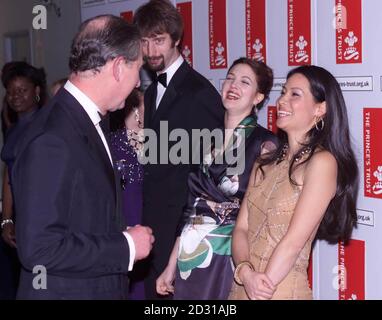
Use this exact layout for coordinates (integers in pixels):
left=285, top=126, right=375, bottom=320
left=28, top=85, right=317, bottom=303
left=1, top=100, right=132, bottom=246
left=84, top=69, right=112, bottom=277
left=156, top=263, right=176, bottom=295
left=241, top=267, right=276, bottom=300
left=2, top=223, right=16, bottom=248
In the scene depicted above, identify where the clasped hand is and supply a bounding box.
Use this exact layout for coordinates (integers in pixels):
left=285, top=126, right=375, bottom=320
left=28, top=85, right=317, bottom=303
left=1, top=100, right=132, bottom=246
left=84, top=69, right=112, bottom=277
left=242, top=268, right=276, bottom=300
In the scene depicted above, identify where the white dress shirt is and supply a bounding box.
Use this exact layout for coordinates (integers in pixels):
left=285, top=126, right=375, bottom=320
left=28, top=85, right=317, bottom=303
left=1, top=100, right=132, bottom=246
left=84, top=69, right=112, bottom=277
left=156, top=54, right=184, bottom=109
left=64, top=80, right=135, bottom=271
left=64, top=81, right=113, bottom=164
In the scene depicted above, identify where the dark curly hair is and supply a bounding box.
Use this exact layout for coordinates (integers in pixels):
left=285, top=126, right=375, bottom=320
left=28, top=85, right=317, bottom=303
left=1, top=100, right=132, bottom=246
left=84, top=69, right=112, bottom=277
left=69, top=14, right=141, bottom=73
left=257, top=65, right=358, bottom=244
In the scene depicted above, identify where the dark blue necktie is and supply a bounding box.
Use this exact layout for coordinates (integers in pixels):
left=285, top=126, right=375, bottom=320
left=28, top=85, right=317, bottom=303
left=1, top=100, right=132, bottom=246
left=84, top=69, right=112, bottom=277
left=98, top=112, right=110, bottom=134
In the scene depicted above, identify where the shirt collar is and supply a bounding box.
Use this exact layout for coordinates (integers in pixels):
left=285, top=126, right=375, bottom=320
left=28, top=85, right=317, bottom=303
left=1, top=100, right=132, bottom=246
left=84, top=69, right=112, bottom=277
left=64, top=80, right=102, bottom=126
left=157, top=54, right=184, bottom=86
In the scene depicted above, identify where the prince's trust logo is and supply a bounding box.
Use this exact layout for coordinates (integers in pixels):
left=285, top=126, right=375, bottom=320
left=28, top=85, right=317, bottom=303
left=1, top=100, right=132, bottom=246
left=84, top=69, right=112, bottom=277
left=344, top=31, right=360, bottom=61
left=182, top=45, right=192, bottom=65
left=372, top=166, right=382, bottom=195
left=214, top=42, right=226, bottom=66
left=295, top=35, right=309, bottom=63
left=363, top=108, right=382, bottom=199
left=252, top=39, right=265, bottom=62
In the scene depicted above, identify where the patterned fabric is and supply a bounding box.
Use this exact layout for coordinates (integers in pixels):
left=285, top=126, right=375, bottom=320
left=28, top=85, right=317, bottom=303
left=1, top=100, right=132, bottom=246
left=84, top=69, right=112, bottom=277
left=110, top=128, right=144, bottom=188
left=174, top=116, right=277, bottom=300
left=109, top=128, right=146, bottom=300
left=229, top=159, right=313, bottom=300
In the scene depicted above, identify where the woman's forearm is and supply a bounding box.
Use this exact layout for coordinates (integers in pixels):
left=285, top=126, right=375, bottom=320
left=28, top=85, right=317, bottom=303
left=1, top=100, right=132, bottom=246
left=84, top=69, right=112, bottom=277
left=2, top=166, right=13, bottom=219
left=264, top=239, right=302, bottom=286
left=232, top=227, right=250, bottom=265
left=167, top=237, right=180, bottom=269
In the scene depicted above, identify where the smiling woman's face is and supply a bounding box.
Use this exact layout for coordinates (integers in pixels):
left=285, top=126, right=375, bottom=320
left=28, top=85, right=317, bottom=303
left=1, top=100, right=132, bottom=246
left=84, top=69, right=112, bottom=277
left=276, top=73, right=324, bottom=135
left=6, top=76, right=39, bottom=115
left=222, top=63, right=263, bottom=117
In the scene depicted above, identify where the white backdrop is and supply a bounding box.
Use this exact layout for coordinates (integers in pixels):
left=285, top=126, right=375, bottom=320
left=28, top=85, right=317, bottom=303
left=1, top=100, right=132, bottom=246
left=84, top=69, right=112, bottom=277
left=81, top=0, right=382, bottom=300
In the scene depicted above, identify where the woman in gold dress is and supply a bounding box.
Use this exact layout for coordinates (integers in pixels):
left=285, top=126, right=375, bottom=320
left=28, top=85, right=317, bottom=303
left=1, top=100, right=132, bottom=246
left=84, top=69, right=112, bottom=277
left=229, top=65, right=358, bottom=300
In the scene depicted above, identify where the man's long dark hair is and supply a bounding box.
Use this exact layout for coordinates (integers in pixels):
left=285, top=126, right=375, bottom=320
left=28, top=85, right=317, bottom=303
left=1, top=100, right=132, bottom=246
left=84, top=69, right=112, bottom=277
left=133, top=0, right=184, bottom=46
left=257, top=65, right=358, bottom=244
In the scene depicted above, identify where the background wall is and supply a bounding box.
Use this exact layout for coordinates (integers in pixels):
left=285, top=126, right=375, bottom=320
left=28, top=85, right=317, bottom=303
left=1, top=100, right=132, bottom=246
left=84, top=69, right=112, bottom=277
left=0, top=0, right=81, bottom=204
left=0, top=0, right=35, bottom=104
left=0, top=0, right=81, bottom=100
left=33, top=0, right=82, bottom=89
left=86, top=0, right=381, bottom=299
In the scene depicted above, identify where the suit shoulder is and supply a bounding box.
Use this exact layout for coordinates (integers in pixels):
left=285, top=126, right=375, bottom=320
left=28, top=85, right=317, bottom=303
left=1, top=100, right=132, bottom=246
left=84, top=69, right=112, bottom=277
left=43, top=102, right=72, bottom=133
left=24, top=98, right=73, bottom=142
left=254, top=125, right=279, bottom=144
left=13, top=101, right=70, bottom=168
left=185, top=68, right=219, bottom=95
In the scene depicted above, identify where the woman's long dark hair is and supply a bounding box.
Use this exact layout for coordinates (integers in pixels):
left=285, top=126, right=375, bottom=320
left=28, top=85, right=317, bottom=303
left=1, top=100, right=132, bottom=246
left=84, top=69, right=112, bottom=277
left=257, top=65, right=358, bottom=244
left=109, top=88, right=142, bottom=132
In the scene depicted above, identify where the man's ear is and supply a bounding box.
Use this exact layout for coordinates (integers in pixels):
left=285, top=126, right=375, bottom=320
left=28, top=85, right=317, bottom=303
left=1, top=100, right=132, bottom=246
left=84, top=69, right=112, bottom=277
left=112, top=57, right=126, bottom=82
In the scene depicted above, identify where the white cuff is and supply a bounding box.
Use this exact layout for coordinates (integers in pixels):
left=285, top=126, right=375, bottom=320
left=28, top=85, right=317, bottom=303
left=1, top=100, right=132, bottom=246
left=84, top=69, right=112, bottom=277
left=122, top=230, right=136, bottom=271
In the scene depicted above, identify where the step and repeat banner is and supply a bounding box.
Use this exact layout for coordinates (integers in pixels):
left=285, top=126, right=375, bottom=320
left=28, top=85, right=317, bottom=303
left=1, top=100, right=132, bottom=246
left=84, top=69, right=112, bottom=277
left=81, top=0, right=382, bottom=300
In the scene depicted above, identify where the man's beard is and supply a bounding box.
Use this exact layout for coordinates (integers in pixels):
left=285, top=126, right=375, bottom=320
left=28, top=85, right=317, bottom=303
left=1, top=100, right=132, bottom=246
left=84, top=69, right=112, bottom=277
left=144, top=55, right=165, bottom=72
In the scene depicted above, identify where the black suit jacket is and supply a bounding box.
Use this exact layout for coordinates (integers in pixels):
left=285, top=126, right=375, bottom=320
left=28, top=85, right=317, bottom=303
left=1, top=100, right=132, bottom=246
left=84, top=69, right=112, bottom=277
left=12, top=88, right=130, bottom=299
left=143, top=61, right=225, bottom=276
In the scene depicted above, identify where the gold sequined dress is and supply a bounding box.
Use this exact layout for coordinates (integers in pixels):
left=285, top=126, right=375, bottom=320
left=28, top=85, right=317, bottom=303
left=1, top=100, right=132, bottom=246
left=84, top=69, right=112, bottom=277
left=229, top=159, right=313, bottom=300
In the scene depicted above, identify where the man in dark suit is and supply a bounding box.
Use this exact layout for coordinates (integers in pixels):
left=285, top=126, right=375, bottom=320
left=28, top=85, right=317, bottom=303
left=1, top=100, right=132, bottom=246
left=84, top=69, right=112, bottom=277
left=11, top=15, right=154, bottom=299
left=134, top=0, right=225, bottom=299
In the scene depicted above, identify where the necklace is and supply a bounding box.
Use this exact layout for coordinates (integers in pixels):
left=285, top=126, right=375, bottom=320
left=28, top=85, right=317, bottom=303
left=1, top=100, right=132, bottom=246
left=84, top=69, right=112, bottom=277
left=277, top=143, right=312, bottom=163
left=134, top=107, right=143, bottom=129
left=126, top=128, right=144, bottom=157
left=125, top=106, right=144, bottom=156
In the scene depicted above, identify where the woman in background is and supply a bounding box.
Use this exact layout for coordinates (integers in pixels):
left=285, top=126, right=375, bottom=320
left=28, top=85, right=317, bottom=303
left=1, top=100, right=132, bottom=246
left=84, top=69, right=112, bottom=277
left=109, top=88, right=147, bottom=300
left=50, top=77, right=68, bottom=97
left=0, top=61, right=47, bottom=299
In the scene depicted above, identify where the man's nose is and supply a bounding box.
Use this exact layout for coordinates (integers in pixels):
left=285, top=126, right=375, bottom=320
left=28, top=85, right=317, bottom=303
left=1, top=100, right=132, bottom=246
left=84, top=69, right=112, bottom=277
left=147, top=41, right=157, bottom=57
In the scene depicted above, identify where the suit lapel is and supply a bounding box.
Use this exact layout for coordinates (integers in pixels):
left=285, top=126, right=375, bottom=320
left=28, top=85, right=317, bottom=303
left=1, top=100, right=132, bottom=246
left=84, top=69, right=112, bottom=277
left=152, top=85, right=177, bottom=125
left=144, top=84, right=157, bottom=129
left=59, top=90, right=116, bottom=192
left=149, top=61, right=191, bottom=129
left=61, top=90, right=125, bottom=228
